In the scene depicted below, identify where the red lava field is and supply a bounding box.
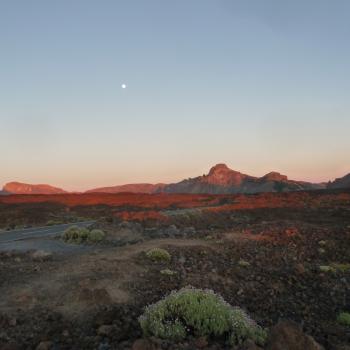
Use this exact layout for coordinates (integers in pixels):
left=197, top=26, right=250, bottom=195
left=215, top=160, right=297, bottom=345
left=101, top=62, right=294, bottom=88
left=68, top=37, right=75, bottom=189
left=0, top=189, right=349, bottom=350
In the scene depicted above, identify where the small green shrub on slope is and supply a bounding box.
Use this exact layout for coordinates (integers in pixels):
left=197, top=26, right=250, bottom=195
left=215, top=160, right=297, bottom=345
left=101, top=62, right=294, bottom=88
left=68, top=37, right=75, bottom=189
left=337, top=312, right=350, bottom=326
left=146, top=248, right=171, bottom=262
left=62, top=226, right=104, bottom=244
left=88, top=229, right=105, bottom=243
left=139, top=287, right=267, bottom=346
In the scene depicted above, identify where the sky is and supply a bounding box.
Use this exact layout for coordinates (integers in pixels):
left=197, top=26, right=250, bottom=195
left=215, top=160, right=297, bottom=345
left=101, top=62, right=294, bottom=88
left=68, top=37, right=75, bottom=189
left=0, top=0, right=349, bottom=191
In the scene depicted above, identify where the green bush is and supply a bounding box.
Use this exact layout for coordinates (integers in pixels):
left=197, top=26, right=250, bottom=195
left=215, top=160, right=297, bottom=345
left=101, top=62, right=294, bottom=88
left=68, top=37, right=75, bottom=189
left=238, top=259, right=250, bottom=267
left=319, top=265, right=336, bottom=273
left=146, top=248, right=171, bottom=262
left=331, top=263, right=350, bottom=273
left=88, top=229, right=105, bottom=243
left=62, top=226, right=104, bottom=244
left=160, top=269, right=176, bottom=276
left=337, top=312, right=350, bottom=326
left=139, top=287, right=267, bottom=346
left=62, top=226, right=81, bottom=243
left=47, top=220, right=63, bottom=226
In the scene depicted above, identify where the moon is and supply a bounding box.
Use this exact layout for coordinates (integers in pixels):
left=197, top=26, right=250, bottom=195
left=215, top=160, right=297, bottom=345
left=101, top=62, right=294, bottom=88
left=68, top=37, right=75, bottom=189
left=121, top=84, right=126, bottom=89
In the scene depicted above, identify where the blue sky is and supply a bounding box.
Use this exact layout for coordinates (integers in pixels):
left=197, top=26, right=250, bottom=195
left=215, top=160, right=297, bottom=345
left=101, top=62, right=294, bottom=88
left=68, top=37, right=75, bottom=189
left=0, top=0, right=349, bottom=190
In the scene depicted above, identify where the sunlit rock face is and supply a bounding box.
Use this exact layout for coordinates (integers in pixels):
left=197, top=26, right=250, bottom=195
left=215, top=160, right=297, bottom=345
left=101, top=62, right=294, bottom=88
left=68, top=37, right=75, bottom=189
left=260, top=171, right=288, bottom=182
left=3, top=182, right=66, bottom=195
left=163, top=164, right=324, bottom=194
left=203, top=163, right=249, bottom=186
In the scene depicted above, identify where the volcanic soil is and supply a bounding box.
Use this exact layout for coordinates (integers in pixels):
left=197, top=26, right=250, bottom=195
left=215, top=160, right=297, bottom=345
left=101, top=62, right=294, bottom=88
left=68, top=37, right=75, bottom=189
left=0, top=191, right=349, bottom=349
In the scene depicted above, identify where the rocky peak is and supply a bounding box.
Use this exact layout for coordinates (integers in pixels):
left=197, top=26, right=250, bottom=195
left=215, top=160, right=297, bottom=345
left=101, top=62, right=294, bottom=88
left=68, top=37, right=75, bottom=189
left=205, top=164, right=247, bottom=186
left=261, top=172, right=288, bottom=182
left=208, top=163, right=231, bottom=175
left=3, top=182, right=66, bottom=195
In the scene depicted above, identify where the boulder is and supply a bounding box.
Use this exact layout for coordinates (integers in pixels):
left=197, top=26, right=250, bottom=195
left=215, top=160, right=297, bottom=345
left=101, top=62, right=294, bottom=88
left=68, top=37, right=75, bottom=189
left=97, top=325, right=114, bottom=336
left=36, top=341, right=53, bottom=350
left=266, top=320, right=324, bottom=350
left=31, top=250, right=52, bottom=261
left=239, top=339, right=263, bottom=349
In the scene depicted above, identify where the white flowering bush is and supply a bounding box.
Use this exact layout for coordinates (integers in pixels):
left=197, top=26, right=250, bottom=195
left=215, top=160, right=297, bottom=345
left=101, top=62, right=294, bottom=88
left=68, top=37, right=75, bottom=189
left=139, top=287, right=267, bottom=346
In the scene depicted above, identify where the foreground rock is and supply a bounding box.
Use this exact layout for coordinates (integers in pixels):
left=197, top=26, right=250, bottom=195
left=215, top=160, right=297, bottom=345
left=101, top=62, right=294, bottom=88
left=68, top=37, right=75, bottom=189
left=266, top=320, right=324, bottom=350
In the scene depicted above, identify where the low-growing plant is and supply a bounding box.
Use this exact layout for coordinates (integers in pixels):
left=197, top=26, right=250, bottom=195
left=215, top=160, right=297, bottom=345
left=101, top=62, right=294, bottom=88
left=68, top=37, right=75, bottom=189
left=139, top=287, right=267, bottom=346
left=146, top=248, right=171, bottom=262
left=319, top=265, right=336, bottom=273
left=62, top=226, right=81, bottom=243
left=88, top=229, right=105, bottom=243
left=160, top=269, right=176, bottom=276
left=331, top=263, right=350, bottom=273
left=337, top=312, right=350, bottom=326
left=47, top=220, right=63, bottom=226
left=62, top=226, right=104, bottom=244
left=238, top=259, right=250, bottom=267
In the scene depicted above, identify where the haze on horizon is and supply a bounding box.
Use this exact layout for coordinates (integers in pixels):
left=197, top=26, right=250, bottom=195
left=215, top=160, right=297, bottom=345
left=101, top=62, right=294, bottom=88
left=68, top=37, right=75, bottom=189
left=1, top=0, right=349, bottom=191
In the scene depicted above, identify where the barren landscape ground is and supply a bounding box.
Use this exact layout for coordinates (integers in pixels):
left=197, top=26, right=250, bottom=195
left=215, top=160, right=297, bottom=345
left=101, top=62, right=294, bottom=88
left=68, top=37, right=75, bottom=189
left=0, top=190, right=349, bottom=349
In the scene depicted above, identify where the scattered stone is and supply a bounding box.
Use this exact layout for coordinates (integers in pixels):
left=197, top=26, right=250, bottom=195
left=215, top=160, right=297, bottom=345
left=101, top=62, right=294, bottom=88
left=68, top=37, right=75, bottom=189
left=0, top=342, right=20, bottom=350
left=295, top=263, right=305, bottom=274
left=62, top=329, right=70, bottom=337
left=8, top=318, right=16, bottom=327
left=31, top=250, right=52, bottom=261
left=97, top=325, right=114, bottom=336
left=266, top=320, right=324, bottom=350
left=36, top=341, right=53, bottom=350
left=164, top=225, right=180, bottom=237
left=194, top=336, right=208, bottom=348
left=239, top=339, right=263, bottom=349
left=132, top=338, right=159, bottom=350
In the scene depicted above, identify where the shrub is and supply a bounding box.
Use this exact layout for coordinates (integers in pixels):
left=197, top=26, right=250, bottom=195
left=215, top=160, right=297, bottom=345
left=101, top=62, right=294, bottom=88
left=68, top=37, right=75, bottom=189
left=238, top=259, right=250, bottom=267
left=160, top=269, right=176, bottom=276
left=47, top=220, right=63, bottom=226
left=318, top=248, right=326, bottom=254
left=139, top=287, right=267, bottom=346
left=62, top=226, right=104, bottom=244
left=337, top=312, right=350, bottom=326
left=88, top=229, right=105, bottom=243
left=319, top=265, right=336, bottom=273
left=331, top=263, right=350, bottom=273
left=62, top=226, right=81, bottom=243
left=146, top=248, right=171, bottom=262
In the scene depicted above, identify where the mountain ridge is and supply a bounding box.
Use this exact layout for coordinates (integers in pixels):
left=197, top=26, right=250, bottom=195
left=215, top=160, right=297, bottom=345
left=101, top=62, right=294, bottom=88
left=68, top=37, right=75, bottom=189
left=1, top=164, right=349, bottom=195
left=3, top=182, right=67, bottom=195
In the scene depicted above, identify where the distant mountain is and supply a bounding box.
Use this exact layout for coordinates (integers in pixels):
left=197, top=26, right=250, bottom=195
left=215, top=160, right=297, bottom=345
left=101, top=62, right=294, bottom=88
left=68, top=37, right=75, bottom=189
left=3, top=182, right=67, bottom=195
left=327, top=173, right=350, bottom=189
left=162, top=164, right=325, bottom=194
left=86, top=183, right=166, bottom=194
left=3, top=165, right=349, bottom=195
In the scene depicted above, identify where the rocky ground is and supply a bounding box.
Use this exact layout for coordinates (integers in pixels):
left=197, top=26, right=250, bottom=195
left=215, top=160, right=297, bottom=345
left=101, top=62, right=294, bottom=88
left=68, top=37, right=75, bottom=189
left=0, top=196, right=349, bottom=349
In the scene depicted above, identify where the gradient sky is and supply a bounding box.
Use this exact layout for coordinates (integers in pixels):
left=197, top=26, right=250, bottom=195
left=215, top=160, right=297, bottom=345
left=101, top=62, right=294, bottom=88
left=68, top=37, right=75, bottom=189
left=1, top=0, right=349, bottom=191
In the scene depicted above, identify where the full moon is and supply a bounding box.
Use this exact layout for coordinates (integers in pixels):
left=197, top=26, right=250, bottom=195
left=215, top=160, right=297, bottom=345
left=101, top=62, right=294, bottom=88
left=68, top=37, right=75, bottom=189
left=121, top=84, right=126, bottom=89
